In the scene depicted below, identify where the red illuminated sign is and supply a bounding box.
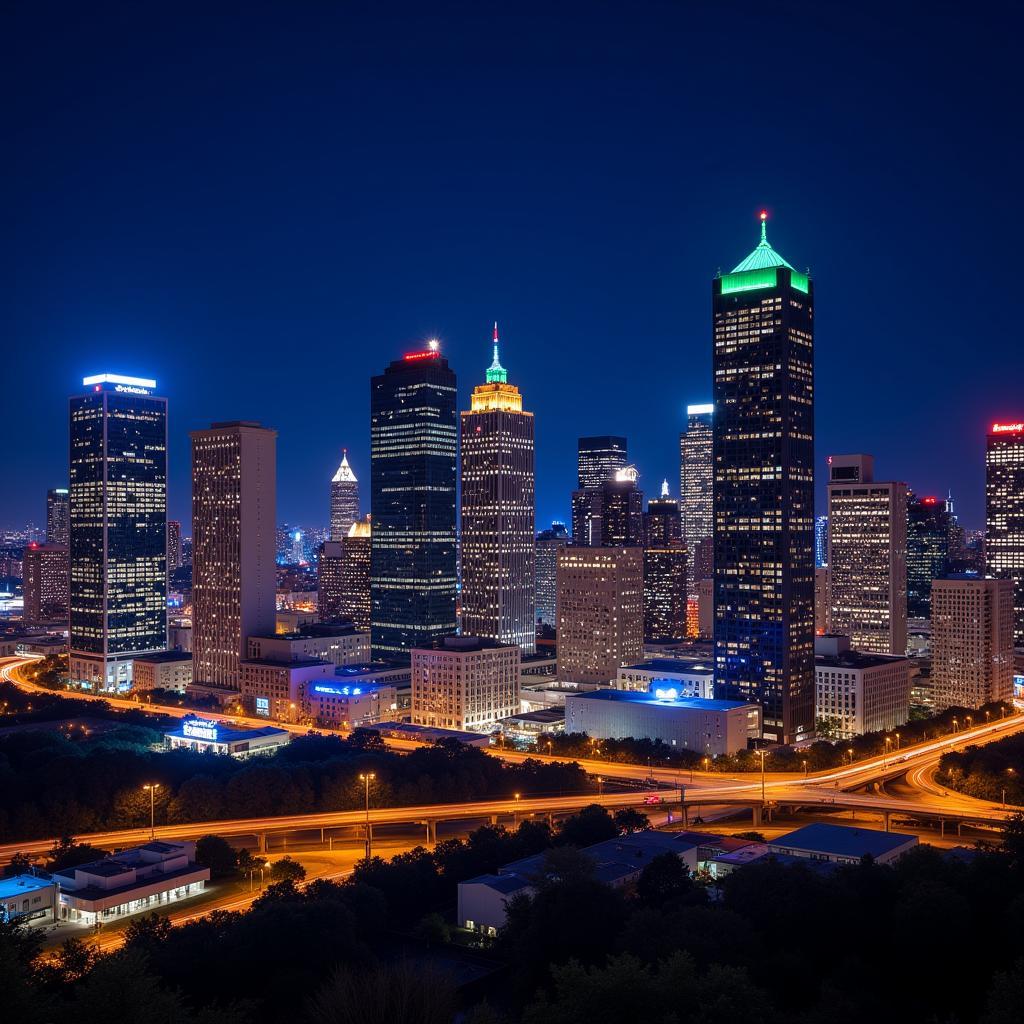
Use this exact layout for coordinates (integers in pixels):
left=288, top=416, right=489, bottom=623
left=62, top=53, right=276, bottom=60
left=403, top=351, right=440, bottom=362
left=992, top=422, right=1024, bottom=434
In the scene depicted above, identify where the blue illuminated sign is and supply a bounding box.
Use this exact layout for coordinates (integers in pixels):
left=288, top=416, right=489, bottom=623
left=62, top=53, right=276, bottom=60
left=313, top=684, right=363, bottom=697
left=183, top=719, right=218, bottom=741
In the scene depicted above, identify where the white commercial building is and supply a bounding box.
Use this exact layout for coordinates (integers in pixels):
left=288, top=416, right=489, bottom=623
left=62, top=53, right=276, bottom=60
left=53, top=841, right=210, bottom=926
left=814, top=635, right=912, bottom=739
left=411, top=636, right=520, bottom=732
left=240, top=656, right=335, bottom=723
left=1, top=875, right=58, bottom=925
left=564, top=690, right=760, bottom=756
left=305, top=681, right=398, bottom=729
left=165, top=718, right=292, bottom=757
left=132, top=651, right=194, bottom=693
left=614, top=658, right=714, bottom=699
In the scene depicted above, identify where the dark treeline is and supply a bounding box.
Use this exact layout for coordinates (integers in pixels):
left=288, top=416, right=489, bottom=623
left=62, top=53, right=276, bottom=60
left=5, top=811, right=1024, bottom=1023
left=535, top=699, right=1016, bottom=773
left=0, top=719, right=590, bottom=842
left=939, top=732, right=1024, bottom=805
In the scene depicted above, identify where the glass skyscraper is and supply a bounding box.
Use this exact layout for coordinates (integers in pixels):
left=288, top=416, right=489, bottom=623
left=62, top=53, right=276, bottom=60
left=906, top=493, right=950, bottom=618
left=370, top=343, right=457, bottom=657
left=712, top=214, right=815, bottom=743
left=986, top=421, right=1024, bottom=642
left=577, top=435, right=627, bottom=489
left=69, top=373, right=167, bottom=690
left=460, top=325, right=536, bottom=653
left=680, top=403, right=713, bottom=634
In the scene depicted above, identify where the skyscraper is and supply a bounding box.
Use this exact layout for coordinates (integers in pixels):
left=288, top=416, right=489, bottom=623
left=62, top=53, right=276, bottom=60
left=680, top=403, right=713, bottom=634
left=460, top=324, right=536, bottom=653
left=46, top=488, right=69, bottom=546
left=986, top=421, right=1024, bottom=642
left=577, top=436, right=627, bottom=489
left=69, top=373, right=167, bottom=690
left=906, top=493, right=950, bottom=618
left=329, top=450, right=359, bottom=541
left=814, top=514, right=829, bottom=568
left=712, top=213, right=815, bottom=744
left=370, top=341, right=457, bottom=657
left=191, top=421, right=277, bottom=689
left=645, top=480, right=682, bottom=547
left=23, top=543, right=69, bottom=624
left=534, top=522, right=568, bottom=626
left=600, top=469, right=645, bottom=547
left=319, top=515, right=373, bottom=631
left=167, top=520, right=183, bottom=573
left=827, top=455, right=907, bottom=657
left=643, top=483, right=687, bottom=642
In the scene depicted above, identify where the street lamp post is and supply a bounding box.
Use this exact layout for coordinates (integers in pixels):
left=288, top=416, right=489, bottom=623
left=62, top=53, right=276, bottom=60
left=847, top=748, right=854, bottom=767
left=513, top=791, right=521, bottom=824
left=142, top=783, right=160, bottom=840
left=1005, top=768, right=1016, bottom=808
left=359, top=772, right=376, bottom=860
left=757, top=750, right=767, bottom=805
left=597, top=776, right=604, bottom=797
left=895, top=732, right=900, bottom=751
left=802, top=759, right=809, bottom=780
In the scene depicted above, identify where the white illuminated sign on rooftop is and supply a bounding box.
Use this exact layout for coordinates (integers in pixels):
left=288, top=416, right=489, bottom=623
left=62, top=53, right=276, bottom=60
left=82, top=373, right=158, bottom=389
left=687, top=403, right=714, bottom=415
left=182, top=719, right=218, bottom=742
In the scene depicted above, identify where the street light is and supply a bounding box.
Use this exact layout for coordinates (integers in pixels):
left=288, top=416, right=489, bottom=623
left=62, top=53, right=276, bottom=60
left=952, top=717, right=959, bottom=734
left=1004, top=768, right=1016, bottom=808
left=597, top=776, right=604, bottom=797
left=847, top=748, right=854, bottom=767
left=802, top=759, right=809, bottom=780
left=513, top=791, right=521, bottom=824
left=142, top=783, right=161, bottom=839
left=359, top=772, right=376, bottom=860
left=757, top=749, right=767, bottom=805
left=894, top=732, right=900, bottom=751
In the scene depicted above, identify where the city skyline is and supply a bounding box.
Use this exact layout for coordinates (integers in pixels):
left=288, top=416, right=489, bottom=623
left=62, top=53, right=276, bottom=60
left=4, top=7, right=1019, bottom=536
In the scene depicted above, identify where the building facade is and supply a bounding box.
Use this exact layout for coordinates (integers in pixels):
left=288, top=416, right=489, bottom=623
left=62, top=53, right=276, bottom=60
left=46, top=487, right=69, bottom=546
left=906, top=494, right=950, bottom=618
left=931, top=576, right=1014, bottom=710
left=69, top=374, right=167, bottom=690
left=132, top=650, right=194, bottom=692
left=557, top=546, right=644, bottom=686
left=578, top=435, right=627, bottom=489
left=411, top=635, right=520, bottom=732
left=191, top=421, right=277, bottom=690
left=712, top=215, right=815, bottom=743
left=167, top=520, right=182, bottom=573
left=827, top=454, right=907, bottom=656
left=246, top=622, right=371, bottom=666
left=22, top=543, right=69, bottom=624
left=814, top=514, right=828, bottom=568
left=680, top=403, right=713, bottom=635
left=460, top=325, right=536, bottom=653
left=534, top=522, right=568, bottom=626
left=330, top=450, right=359, bottom=541
left=370, top=344, right=457, bottom=657
left=986, top=421, right=1024, bottom=642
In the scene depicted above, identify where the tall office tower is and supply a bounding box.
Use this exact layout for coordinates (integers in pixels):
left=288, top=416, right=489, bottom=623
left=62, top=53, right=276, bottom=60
left=814, top=566, right=831, bottom=635
left=46, top=488, right=69, bottom=546
left=578, top=436, right=627, bottom=489
left=22, top=543, right=69, bottom=624
left=986, top=421, right=1024, bottom=642
left=680, top=403, right=713, bottom=634
left=931, top=576, right=1014, bottom=710
left=645, top=480, right=683, bottom=546
left=460, top=325, right=536, bottom=653
left=317, top=541, right=345, bottom=624
left=557, top=546, right=644, bottom=686
left=370, top=342, right=457, bottom=657
left=906, top=493, right=950, bottom=618
left=340, top=516, right=372, bottom=630
left=69, top=374, right=167, bottom=690
left=167, top=520, right=183, bottom=572
left=329, top=450, right=359, bottom=541
left=600, top=469, right=645, bottom=547
left=827, top=454, right=907, bottom=657
left=814, top=515, right=829, bottom=568
left=191, top=421, right=277, bottom=689
left=571, top=487, right=603, bottom=546
left=411, top=635, right=520, bottom=732
left=535, top=522, right=569, bottom=626
left=712, top=213, right=815, bottom=743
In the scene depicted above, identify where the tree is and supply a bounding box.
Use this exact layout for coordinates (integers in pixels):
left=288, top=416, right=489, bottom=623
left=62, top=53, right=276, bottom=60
left=307, top=962, right=455, bottom=1024
left=122, top=912, right=172, bottom=957
left=195, top=834, right=239, bottom=880
left=613, top=808, right=650, bottom=834
left=557, top=804, right=618, bottom=847
left=635, top=851, right=693, bottom=907
left=269, top=856, right=306, bottom=883
left=46, top=836, right=109, bottom=872
left=5, top=852, right=33, bottom=877
left=413, top=911, right=450, bottom=947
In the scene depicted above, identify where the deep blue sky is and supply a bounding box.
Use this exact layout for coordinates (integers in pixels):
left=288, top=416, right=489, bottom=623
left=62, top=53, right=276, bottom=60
left=4, top=1, right=1021, bottom=534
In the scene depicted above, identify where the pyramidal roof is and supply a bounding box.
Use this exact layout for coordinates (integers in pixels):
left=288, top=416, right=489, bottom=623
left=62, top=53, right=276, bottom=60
left=332, top=450, right=357, bottom=484
left=485, top=321, right=507, bottom=384
left=731, top=212, right=794, bottom=273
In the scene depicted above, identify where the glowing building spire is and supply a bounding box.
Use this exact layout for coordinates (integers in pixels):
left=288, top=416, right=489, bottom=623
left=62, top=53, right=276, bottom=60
left=485, top=321, right=507, bottom=384
left=661, top=478, right=670, bottom=498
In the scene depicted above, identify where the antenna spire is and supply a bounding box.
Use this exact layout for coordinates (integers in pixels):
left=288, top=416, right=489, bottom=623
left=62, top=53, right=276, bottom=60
left=486, top=320, right=507, bottom=383
left=759, top=209, right=768, bottom=244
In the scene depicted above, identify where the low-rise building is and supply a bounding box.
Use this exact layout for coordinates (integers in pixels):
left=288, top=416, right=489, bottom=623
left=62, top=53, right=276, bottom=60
left=564, top=689, right=760, bottom=756
left=165, top=718, right=292, bottom=757
left=240, top=656, right=335, bottom=723
left=53, top=841, right=211, bottom=926
left=497, top=707, right=566, bottom=743
left=614, top=658, right=715, bottom=699
left=411, top=636, right=520, bottom=733
left=167, top=623, right=192, bottom=652
left=814, top=634, right=912, bottom=739
left=246, top=622, right=370, bottom=667
left=132, top=651, right=194, bottom=693
left=305, top=681, right=398, bottom=729
left=768, top=823, right=917, bottom=866
left=0, top=875, right=58, bottom=924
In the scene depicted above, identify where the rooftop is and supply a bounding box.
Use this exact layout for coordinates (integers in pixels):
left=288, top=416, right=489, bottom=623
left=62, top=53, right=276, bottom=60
left=250, top=622, right=361, bottom=641
left=731, top=212, right=795, bottom=272
left=335, top=662, right=410, bottom=677
left=0, top=874, right=55, bottom=900
left=816, top=651, right=911, bottom=671
left=331, top=450, right=357, bottom=484
left=623, top=658, right=714, bottom=675
left=416, top=635, right=518, bottom=654
left=133, top=650, right=193, bottom=664
left=770, top=823, right=916, bottom=859
left=241, top=656, right=331, bottom=669
left=166, top=721, right=291, bottom=744
left=568, top=690, right=756, bottom=712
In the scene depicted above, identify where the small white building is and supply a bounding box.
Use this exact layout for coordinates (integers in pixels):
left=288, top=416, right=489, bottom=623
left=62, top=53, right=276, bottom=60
left=0, top=875, right=58, bottom=924
left=53, top=841, right=211, bottom=926
left=814, top=634, right=912, bottom=739
left=166, top=718, right=292, bottom=757
left=411, top=636, right=520, bottom=732
left=564, top=690, right=760, bottom=756
left=614, top=658, right=714, bottom=699
left=132, top=651, right=194, bottom=693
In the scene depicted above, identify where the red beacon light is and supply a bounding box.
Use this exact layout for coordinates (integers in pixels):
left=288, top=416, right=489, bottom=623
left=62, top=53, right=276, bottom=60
left=921, top=497, right=938, bottom=505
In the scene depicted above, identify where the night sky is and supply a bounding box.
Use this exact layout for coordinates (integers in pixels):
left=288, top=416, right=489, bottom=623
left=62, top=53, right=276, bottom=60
left=4, top=1, right=1021, bottom=534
